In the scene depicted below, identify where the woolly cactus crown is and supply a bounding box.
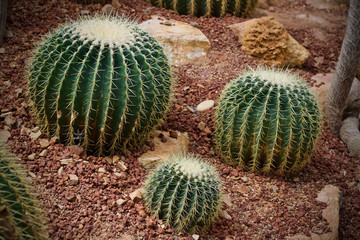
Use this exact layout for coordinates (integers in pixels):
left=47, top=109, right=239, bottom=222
left=70, top=16, right=137, bottom=46
left=215, top=67, right=323, bottom=175
left=28, top=15, right=172, bottom=156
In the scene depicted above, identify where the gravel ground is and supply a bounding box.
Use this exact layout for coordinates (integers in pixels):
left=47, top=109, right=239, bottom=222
left=0, top=0, right=359, bottom=239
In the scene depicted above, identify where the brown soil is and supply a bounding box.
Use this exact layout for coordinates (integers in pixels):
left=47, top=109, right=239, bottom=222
left=0, top=0, right=359, bottom=239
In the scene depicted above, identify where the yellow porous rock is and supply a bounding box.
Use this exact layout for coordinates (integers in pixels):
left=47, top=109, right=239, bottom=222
left=230, top=16, right=311, bottom=67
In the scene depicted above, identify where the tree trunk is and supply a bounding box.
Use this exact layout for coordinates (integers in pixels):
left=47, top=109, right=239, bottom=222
left=326, top=0, right=360, bottom=135
left=0, top=0, right=7, bottom=47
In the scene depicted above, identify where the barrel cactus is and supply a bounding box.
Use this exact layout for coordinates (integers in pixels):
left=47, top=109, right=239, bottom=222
left=0, top=144, right=48, bottom=240
left=28, top=15, right=172, bottom=156
left=215, top=68, right=323, bottom=175
left=146, top=0, right=258, bottom=18
left=144, top=155, right=222, bottom=233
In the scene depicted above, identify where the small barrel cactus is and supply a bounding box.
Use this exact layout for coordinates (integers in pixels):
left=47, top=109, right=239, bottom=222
left=147, top=0, right=258, bottom=18
left=144, top=155, right=222, bottom=233
left=215, top=68, right=323, bottom=175
left=0, top=144, right=48, bottom=240
left=28, top=15, right=172, bottom=156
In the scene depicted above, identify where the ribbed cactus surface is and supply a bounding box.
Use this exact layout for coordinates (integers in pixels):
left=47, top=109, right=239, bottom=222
left=28, top=16, right=172, bottom=156
left=147, top=0, right=258, bottom=17
left=144, top=155, right=222, bottom=233
left=0, top=144, right=48, bottom=240
left=215, top=68, right=323, bottom=175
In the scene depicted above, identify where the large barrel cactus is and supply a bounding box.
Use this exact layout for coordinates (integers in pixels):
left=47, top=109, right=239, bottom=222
left=144, top=155, right=222, bottom=233
left=215, top=68, right=323, bottom=175
left=147, top=0, right=258, bottom=18
left=28, top=16, right=172, bottom=156
left=0, top=144, right=48, bottom=240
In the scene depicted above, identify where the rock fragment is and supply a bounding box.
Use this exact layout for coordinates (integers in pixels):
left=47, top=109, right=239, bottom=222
left=129, top=188, right=144, bottom=203
left=196, top=100, right=215, bottom=112
left=229, top=17, right=310, bottom=67
left=0, top=130, right=11, bottom=143
left=139, top=16, right=210, bottom=66
left=116, top=198, right=127, bottom=207
left=68, top=174, right=79, bottom=186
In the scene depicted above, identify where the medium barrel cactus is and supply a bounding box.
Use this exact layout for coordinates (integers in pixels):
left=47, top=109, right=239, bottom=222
left=28, top=16, right=172, bottom=156
left=147, top=0, right=258, bottom=18
left=0, top=144, right=48, bottom=240
left=215, top=68, right=323, bottom=175
left=144, top=155, right=222, bottom=233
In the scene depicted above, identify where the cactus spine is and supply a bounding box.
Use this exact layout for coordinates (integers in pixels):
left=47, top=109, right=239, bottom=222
left=28, top=16, right=172, bottom=156
left=147, top=0, right=258, bottom=17
left=0, top=144, right=48, bottom=240
left=144, top=155, right=222, bottom=233
left=215, top=68, right=323, bottom=175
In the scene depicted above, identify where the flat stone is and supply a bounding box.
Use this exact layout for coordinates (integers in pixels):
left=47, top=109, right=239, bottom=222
left=60, top=159, right=73, bottom=165
left=49, top=136, right=59, bottom=145
left=241, top=176, right=249, bottom=183
left=39, top=138, right=50, bottom=148
left=39, top=149, right=48, bottom=157
left=196, top=100, right=215, bottom=112
left=28, top=153, right=36, bottom=160
left=105, top=156, right=113, bottom=164
left=28, top=171, right=37, bottom=178
left=229, top=17, right=310, bottom=67
left=68, top=174, right=79, bottom=186
left=29, top=130, right=42, bottom=141
left=192, top=234, right=200, bottom=240
left=223, top=194, right=233, bottom=207
left=129, top=188, right=144, bottom=203
left=117, top=161, right=128, bottom=171
left=98, top=167, right=106, bottom=173
left=138, top=131, right=189, bottom=169
left=58, top=166, right=64, bottom=175
left=20, top=126, right=30, bottom=135
left=139, top=16, right=210, bottom=66
left=114, top=172, right=125, bottom=178
left=0, top=130, right=11, bottom=143
left=0, top=112, right=12, bottom=118
left=116, top=198, right=127, bottom=207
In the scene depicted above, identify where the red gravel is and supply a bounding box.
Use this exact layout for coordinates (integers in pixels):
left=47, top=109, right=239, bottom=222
left=0, top=0, right=359, bottom=239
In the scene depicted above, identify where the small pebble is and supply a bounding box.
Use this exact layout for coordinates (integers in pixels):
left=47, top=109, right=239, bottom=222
left=241, top=176, right=249, bottom=183
left=28, top=153, right=36, bottom=160
left=39, top=149, right=48, bottom=157
left=69, top=174, right=79, bottom=185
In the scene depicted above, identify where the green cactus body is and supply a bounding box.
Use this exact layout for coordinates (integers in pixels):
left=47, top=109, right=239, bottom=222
left=28, top=16, right=172, bottom=156
left=144, top=155, right=222, bottom=233
left=147, top=0, right=258, bottom=17
left=0, top=144, right=48, bottom=240
left=215, top=68, right=323, bottom=175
